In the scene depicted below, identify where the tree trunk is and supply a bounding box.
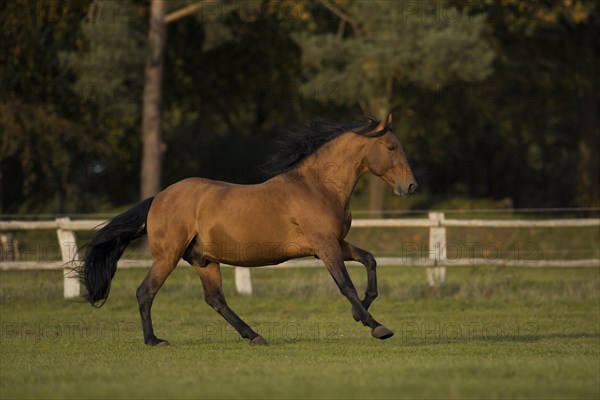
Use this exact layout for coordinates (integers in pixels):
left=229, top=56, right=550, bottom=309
left=140, top=0, right=166, bottom=200
left=366, top=99, right=390, bottom=217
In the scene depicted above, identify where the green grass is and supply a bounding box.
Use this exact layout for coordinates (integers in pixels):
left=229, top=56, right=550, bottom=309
left=1, top=266, right=599, bottom=399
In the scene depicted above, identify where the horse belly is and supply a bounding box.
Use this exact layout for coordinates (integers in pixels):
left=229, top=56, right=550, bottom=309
left=208, top=242, right=312, bottom=267
left=199, top=219, right=313, bottom=267
left=205, top=226, right=312, bottom=266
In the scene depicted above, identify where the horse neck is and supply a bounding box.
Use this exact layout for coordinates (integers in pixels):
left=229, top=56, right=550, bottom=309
left=298, top=133, right=368, bottom=206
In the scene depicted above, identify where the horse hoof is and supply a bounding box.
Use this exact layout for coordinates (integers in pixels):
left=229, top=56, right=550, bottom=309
left=250, top=336, right=269, bottom=346
left=147, top=338, right=171, bottom=347
left=371, top=325, right=394, bottom=340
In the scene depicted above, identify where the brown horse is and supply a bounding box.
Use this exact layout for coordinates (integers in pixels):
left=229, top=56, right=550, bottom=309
left=78, top=114, right=417, bottom=346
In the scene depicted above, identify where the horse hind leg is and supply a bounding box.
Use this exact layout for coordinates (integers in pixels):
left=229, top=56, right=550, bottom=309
left=136, top=255, right=180, bottom=346
left=194, top=261, right=267, bottom=346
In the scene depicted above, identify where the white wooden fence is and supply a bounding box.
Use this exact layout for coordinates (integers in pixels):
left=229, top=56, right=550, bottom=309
left=1, top=213, right=598, bottom=299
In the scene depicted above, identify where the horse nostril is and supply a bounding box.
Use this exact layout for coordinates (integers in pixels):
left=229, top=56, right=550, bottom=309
left=408, top=183, right=417, bottom=195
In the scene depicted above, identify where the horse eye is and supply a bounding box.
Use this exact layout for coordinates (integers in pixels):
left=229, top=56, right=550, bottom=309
left=387, top=144, right=397, bottom=151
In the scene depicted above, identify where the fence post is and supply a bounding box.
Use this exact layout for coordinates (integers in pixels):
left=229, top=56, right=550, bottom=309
left=0, top=233, right=19, bottom=261
left=235, top=267, right=253, bottom=295
left=56, top=218, right=80, bottom=299
left=427, top=212, right=447, bottom=287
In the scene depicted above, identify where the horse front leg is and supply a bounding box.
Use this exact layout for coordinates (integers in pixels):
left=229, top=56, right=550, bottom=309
left=341, top=241, right=378, bottom=320
left=318, top=241, right=393, bottom=340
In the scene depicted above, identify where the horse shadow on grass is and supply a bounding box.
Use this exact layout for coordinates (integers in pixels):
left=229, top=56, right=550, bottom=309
left=150, top=331, right=600, bottom=347
left=394, top=332, right=600, bottom=347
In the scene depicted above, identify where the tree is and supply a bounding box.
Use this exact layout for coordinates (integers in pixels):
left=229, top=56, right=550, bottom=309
left=159, top=0, right=307, bottom=186
left=61, top=0, right=147, bottom=207
left=1, top=0, right=91, bottom=212
left=140, top=0, right=226, bottom=200
left=473, top=0, right=599, bottom=207
left=297, top=0, right=495, bottom=214
left=140, top=0, right=167, bottom=200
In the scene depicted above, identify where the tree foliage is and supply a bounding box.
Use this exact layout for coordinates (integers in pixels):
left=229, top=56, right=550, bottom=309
left=298, top=1, right=495, bottom=108
left=2, top=0, right=87, bottom=212
left=1, top=0, right=598, bottom=214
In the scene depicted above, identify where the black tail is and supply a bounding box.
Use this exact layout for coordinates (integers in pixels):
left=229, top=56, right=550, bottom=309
left=78, top=197, right=154, bottom=307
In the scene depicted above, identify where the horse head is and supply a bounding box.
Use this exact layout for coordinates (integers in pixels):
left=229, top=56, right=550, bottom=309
left=362, top=114, right=417, bottom=197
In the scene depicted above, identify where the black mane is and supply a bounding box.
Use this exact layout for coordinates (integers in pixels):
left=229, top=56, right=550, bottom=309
left=262, top=117, right=387, bottom=176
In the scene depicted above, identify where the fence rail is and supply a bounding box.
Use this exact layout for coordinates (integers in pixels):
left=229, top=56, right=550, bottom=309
left=3, top=218, right=598, bottom=230
left=1, top=213, right=599, bottom=299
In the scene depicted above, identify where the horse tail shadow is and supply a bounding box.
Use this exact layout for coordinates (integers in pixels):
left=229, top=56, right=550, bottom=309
left=77, top=197, right=154, bottom=307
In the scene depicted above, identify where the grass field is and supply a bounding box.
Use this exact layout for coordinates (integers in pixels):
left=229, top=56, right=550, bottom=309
left=1, top=265, right=599, bottom=399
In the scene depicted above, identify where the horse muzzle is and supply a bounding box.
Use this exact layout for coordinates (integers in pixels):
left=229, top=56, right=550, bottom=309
left=394, top=182, right=418, bottom=197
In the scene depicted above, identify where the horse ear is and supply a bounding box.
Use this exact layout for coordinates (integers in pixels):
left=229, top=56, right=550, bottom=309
left=384, top=113, right=392, bottom=127
left=373, top=113, right=392, bottom=131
